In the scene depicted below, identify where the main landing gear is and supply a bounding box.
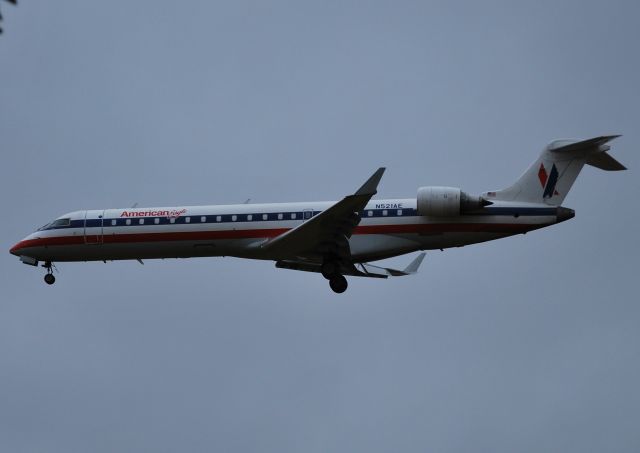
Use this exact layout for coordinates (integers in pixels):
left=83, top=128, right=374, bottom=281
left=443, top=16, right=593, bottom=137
left=329, top=274, right=348, bottom=293
left=322, top=259, right=348, bottom=294
left=43, top=261, right=56, bottom=285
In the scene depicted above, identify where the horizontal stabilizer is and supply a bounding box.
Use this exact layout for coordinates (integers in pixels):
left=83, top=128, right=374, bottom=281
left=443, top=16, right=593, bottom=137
left=549, top=135, right=621, bottom=154
left=586, top=151, right=626, bottom=171
left=550, top=135, right=626, bottom=171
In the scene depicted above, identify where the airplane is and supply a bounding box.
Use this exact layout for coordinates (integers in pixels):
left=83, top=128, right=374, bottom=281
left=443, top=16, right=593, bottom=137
left=10, top=135, right=625, bottom=293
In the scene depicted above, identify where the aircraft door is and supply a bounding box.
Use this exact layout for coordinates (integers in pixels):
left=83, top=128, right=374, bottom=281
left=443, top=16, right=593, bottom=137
left=84, top=210, right=104, bottom=244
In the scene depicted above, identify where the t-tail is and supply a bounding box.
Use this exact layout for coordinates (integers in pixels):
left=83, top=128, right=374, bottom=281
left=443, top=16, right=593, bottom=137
left=488, top=135, right=625, bottom=205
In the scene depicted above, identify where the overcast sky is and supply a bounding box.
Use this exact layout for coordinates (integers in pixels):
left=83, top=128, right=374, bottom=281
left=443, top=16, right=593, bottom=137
left=1, top=1, right=639, bottom=452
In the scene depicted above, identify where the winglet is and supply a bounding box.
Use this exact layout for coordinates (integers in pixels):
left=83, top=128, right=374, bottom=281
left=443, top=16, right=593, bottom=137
left=403, top=252, right=426, bottom=274
left=362, top=252, right=426, bottom=277
left=355, top=167, right=386, bottom=196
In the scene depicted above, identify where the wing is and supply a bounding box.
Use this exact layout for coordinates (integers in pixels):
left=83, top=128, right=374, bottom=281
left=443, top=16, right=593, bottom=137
left=260, top=168, right=385, bottom=261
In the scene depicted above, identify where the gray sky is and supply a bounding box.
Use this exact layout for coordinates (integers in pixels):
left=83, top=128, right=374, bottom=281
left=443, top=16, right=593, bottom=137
left=1, top=1, right=639, bottom=452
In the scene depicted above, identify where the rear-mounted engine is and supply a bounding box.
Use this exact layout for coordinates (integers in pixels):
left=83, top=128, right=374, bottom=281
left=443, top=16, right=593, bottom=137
left=417, top=186, right=492, bottom=216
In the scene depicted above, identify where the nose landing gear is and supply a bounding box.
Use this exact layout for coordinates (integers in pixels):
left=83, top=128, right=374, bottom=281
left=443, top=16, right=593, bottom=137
left=43, top=261, right=56, bottom=285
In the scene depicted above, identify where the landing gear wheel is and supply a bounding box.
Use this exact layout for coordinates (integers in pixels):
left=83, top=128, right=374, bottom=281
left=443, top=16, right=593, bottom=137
left=329, top=275, right=348, bottom=294
left=44, top=273, right=56, bottom=285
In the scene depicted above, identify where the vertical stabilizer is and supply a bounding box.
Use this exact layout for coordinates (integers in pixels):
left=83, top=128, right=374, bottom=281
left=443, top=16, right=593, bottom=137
left=487, top=135, right=623, bottom=206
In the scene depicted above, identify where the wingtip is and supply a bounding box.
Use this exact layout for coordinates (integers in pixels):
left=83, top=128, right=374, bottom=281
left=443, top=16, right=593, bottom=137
left=403, top=252, right=426, bottom=274
left=355, top=167, right=386, bottom=196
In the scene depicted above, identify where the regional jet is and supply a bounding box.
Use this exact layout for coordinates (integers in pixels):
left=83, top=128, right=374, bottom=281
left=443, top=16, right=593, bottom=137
left=10, top=136, right=625, bottom=293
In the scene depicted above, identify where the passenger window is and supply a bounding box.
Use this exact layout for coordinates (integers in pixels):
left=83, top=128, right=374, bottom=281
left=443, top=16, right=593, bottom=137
left=185, top=217, right=190, bottom=223
left=170, top=218, right=176, bottom=224
left=247, top=214, right=253, bottom=221
left=126, top=219, right=131, bottom=225
left=278, top=213, right=283, bottom=220
left=397, top=209, right=403, bottom=216
left=216, top=216, right=221, bottom=222
left=139, top=219, right=144, bottom=225
left=262, top=214, right=268, bottom=220
left=232, top=215, right=237, bottom=221
left=367, top=210, right=373, bottom=217
left=291, top=213, right=296, bottom=220
left=154, top=218, right=160, bottom=224
left=382, top=210, right=388, bottom=216
left=111, top=219, right=117, bottom=226
left=201, top=216, right=206, bottom=223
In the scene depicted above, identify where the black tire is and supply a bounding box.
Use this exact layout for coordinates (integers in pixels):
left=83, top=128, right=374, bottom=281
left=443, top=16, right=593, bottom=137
left=329, top=275, right=348, bottom=293
left=44, top=274, right=56, bottom=285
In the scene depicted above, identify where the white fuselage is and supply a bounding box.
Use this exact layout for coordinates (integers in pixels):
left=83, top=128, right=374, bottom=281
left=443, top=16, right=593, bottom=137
left=10, top=198, right=562, bottom=264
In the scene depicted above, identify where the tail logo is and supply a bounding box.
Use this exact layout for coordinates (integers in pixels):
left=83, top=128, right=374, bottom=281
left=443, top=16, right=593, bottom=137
left=538, top=163, right=560, bottom=198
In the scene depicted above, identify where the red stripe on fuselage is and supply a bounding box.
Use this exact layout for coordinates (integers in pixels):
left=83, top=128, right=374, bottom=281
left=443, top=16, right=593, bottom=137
left=11, top=235, right=85, bottom=252
left=11, top=222, right=541, bottom=253
left=10, top=227, right=289, bottom=252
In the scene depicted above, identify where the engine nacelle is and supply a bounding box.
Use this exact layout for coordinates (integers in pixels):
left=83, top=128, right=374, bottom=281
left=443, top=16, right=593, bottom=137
left=417, top=186, right=490, bottom=216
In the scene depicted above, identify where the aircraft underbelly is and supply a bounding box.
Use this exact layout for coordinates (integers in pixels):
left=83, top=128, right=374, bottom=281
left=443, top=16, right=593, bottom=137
left=22, top=239, right=253, bottom=262
left=348, top=231, right=513, bottom=261
left=349, top=234, right=421, bottom=261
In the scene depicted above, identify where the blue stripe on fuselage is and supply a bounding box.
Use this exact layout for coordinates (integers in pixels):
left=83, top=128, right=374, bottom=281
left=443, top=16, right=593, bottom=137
left=42, top=206, right=556, bottom=230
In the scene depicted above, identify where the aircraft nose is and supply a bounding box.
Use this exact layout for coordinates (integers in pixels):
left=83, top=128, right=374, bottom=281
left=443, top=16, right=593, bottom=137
left=10, top=241, right=24, bottom=256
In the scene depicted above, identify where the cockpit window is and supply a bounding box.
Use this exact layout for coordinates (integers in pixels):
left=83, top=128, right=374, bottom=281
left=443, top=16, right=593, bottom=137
left=51, top=218, right=71, bottom=227
left=39, top=218, right=71, bottom=230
